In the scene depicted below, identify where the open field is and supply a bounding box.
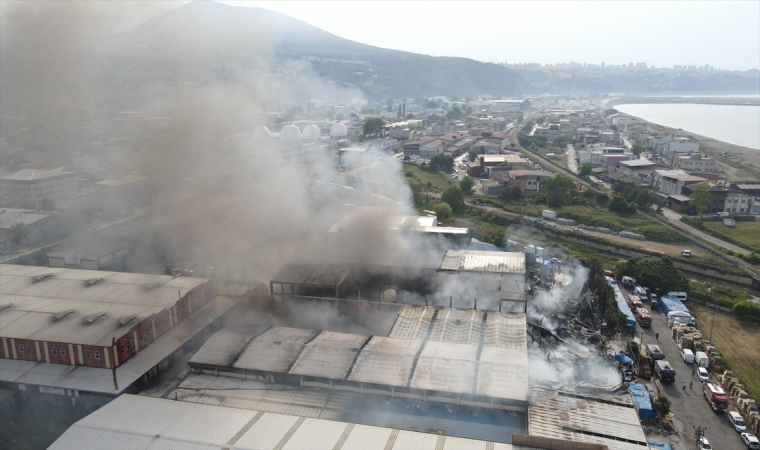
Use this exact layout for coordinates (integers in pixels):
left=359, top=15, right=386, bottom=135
left=701, top=220, right=760, bottom=252
left=689, top=302, right=760, bottom=397
left=403, top=162, right=456, bottom=194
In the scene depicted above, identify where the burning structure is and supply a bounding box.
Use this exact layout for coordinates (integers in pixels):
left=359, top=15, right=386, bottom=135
left=270, top=250, right=527, bottom=312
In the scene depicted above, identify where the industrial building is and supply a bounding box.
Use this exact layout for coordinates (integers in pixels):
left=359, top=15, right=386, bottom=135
left=270, top=250, right=526, bottom=311
left=0, top=264, right=238, bottom=402
left=188, top=309, right=529, bottom=411
left=0, top=169, right=78, bottom=210
left=50, top=394, right=557, bottom=450
left=528, top=388, right=650, bottom=450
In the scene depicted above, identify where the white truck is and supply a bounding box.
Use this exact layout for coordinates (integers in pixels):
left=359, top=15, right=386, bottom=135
left=695, top=351, right=709, bottom=368
left=667, top=311, right=696, bottom=327
left=542, top=210, right=557, bottom=220
left=681, top=348, right=695, bottom=364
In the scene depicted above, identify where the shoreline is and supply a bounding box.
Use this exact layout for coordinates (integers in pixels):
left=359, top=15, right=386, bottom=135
left=610, top=107, right=760, bottom=180
left=606, top=96, right=760, bottom=108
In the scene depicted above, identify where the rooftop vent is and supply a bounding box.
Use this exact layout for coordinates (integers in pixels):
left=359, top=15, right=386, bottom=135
left=88, top=277, right=105, bottom=286
left=54, top=309, right=76, bottom=320
left=35, top=273, right=54, bottom=282
left=0, top=303, right=13, bottom=312
left=119, top=314, right=137, bottom=326
left=85, top=311, right=107, bottom=323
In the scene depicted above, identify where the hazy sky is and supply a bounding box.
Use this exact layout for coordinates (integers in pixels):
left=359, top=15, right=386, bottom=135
left=2, top=1, right=758, bottom=70
left=230, top=1, right=760, bottom=71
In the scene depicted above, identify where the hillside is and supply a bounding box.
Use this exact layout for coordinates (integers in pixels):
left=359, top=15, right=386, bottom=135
left=511, top=66, right=760, bottom=95
left=101, top=1, right=529, bottom=100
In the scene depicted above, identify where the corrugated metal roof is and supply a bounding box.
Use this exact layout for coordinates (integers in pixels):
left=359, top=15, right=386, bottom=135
left=270, top=260, right=352, bottom=287
left=529, top=388, right=648, bottom=450
left=50, top=395, right=529, bottom=450
left=439, top=250, right=525, bottom=273
left=0, top=264, right=210, bottom=346
left=289, top=332, right=365, bottom=379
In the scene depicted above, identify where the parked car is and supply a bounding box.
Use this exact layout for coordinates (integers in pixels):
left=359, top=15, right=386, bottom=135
left=698, top=437, right=712, bottom=450
left=698, top=367, right=710, bottom=382
left=715, top=212, right=731, bottom=217
left=741, top=433, right=760, bottom=450
left=729, top=411, right=747, bottom=432
left=682, top=249, right=692, bottom=257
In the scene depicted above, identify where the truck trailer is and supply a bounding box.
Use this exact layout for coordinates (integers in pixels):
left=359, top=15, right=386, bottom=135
left=654, top=360, right=676, bottom=383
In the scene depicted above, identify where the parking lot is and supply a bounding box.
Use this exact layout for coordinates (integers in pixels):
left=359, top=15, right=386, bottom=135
left=620, top=285, right=748, bottom=450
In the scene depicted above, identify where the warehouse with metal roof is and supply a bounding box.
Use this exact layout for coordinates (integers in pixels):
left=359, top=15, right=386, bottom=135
left=528, top=388, right=650, bottom=450
left=189, top=319, right=529, bottom=410
left=0, top=264, right=238, bottom=399
left=50, top=394, right=535, bottom=450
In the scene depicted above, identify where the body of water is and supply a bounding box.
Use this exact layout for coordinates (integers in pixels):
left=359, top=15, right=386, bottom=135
left=615, top=103, right=760, bottom=150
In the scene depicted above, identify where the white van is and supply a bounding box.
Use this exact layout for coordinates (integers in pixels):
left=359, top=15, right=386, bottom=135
left=668, top=292, right=688, bottom=302
left=681, top=348, right=695, bottom=364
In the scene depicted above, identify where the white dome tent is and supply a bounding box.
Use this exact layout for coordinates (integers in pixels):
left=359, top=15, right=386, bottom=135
left=329, top=122, right=348, bottom=142
left=252, top=125, right=272, bottom=141
left=279, top=124, right=302, bottom=143
left=301, top=124, right=321, bottom=141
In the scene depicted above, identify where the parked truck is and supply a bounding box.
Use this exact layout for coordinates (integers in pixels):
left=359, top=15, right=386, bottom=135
left=695, top=351, right=709, bottom=368
left=654, top=360, right=676, bottom=383
left=703, top=382, right=729, bottom=412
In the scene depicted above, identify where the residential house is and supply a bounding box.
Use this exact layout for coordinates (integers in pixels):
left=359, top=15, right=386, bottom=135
left=724, top=191, right=754, bottom=214
left=651, top=169, right=707, bottom=195
left=0, top=169, right=78, bottom=210
left=673, top=153, right=716, bottom=173
left=505, top=169, right=555, bottom=195
left=481, top=130, right=510, bottom=151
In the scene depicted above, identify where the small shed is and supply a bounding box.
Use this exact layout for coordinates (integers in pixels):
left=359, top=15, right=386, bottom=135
left=722, top=218, right=735, bottom=227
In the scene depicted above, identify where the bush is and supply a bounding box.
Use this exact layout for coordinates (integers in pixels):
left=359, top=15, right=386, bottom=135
left=654, top=396, right=671, bottom=416
left=733, top=302, right=753, bottom=318
left=405, top=171, right=414, bottom=177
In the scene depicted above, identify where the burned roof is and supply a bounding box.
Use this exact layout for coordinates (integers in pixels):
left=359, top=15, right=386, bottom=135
left=439, top=250, right=526, bottom=273
left=270, top=260, right=352, bottom=288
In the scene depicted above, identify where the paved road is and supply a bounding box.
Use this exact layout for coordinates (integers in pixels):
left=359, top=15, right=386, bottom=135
left=661, top=209, right=750, bottom=255
left=620, top=286, right=746, bottom=450
left=566, top=144, right=578, bottom=174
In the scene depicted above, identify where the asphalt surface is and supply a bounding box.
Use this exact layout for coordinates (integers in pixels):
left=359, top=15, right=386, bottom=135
left=620, top=285, right=747, bottom=450
left=661, top=209, right=750, bottom=255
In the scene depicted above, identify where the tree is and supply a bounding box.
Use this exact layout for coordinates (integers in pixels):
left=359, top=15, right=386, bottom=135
left=363, top=118, right=384, bottom=137
left=689, top=183, right=711, bottom=214
left=535, top=117, right=545, bottom=125
left=426, top=100, right=439, bottom=108
left=579, top=163, right=593, bottom=178
left=433, top=202, right=453, bottom=221
left=442, top=187, right=465, bottom=213
left=405, top=113, right=414, bottom=119
left=654, top=396, right=671, bottom=416
left=446, top=107, right=463, bottom=120
left=635, top=189, right=652, bottom=210
left=595, top=193, right=609, bottom=205
left=500, top=185, right=523, bottom=202
left=612, top=182, right=627, bottom=194
left=9, top=223, right=28, bottom=246
left=608, top=195, right=636, bottom=215
left=544, top=175, right=575, bottom=207
left=616, top=257, right=689, bottom=292
left=39, top=197, right=55, bottom=213
left=429, top=154, right=454, bottom=172
left=631, top=143, right=643, bottom=157
left=549, top=124, right=560, bottom=130
left=459, top=176, right=475, bottom=193
left=733, top=301, right=753, bottom=318
left=468, top=147, right=485, bottom=162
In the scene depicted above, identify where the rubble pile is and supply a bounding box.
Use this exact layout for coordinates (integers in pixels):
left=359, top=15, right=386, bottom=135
left=672, top=324, right=724, bottom=369
left=721, top=371, right=760, bottom=435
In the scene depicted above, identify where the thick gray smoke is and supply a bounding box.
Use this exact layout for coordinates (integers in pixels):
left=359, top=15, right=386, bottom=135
left=0, top=1, right=448, bottom=293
